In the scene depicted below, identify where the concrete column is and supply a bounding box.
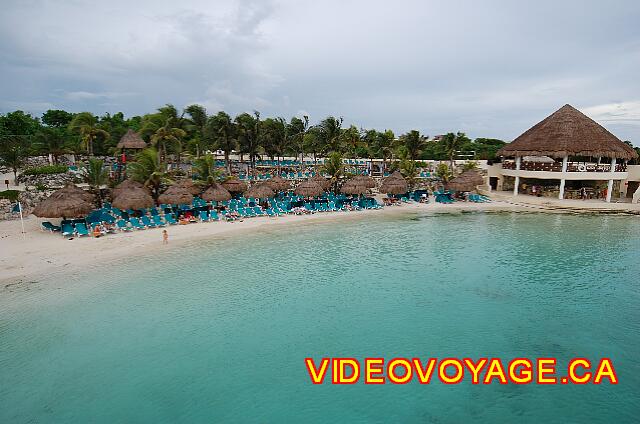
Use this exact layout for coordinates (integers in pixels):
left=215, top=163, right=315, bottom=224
left=559, top=155, right=568, bottom=200
left=606, top=157, right=616, bottom=202
left=513, top=156, right=521, bottom=196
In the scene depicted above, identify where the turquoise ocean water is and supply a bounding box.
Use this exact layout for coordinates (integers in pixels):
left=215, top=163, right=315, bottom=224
left=1, top=212, right=639, bottom=423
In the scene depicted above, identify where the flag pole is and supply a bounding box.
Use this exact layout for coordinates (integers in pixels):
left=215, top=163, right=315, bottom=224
left=18, top=201, right=26, bottom=240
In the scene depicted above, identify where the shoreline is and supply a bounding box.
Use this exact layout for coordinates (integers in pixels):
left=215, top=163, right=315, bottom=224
left=1, top=197, right=630, bottom=288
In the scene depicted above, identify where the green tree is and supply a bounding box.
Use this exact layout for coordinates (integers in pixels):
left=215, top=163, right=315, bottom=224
left=435, top=163, right=453, bottom=183
left=82, top=158, right=108, bottom=202
left=341, top=125, right=363, bottom=158
left=441, top=132, right=471, bottom=170
left=400, top=159, right=419, bottom=190
left=33, top=127, right=72, bottom=163
left=261, top=117, right=288, bottom=166
left=322, top=151, right=344, bottom=192
left=235, top=111, right=263, bottom=175
left=303, top=126, right=323, bottom=163
left=42, top=109, right=73, bottom=128
left=150, top=123, right=186, bottom=164
left=184, top=104, right=210, bottom=157
left=0, top=136, right=29, bottom=182
left=68, top=112, right=110, bottom=155
left=207, top=111, right=237, bottom=174
left=316, top=116, right=343, bottom=154
left=128, top=148, right=169, bottom=200
left=287, top=116, right=309, bottom=164
left=399, top=130, right=426, bottom=161
left=192, top=154, right=222, bottom=186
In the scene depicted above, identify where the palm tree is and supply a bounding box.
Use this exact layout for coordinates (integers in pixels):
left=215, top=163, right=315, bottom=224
left=33, top=127, right=71, bottom=164
left=435, top=163, right=453, bottom=183
left=400, top=159, right=419, bottom=190
left=341, top=125, right=363, bottom=158
left=377, top=130, right=395, bottom=172
left=192, top=154, right=222, bottom=186
left=184, top=104, right=209, bottom=158
left=317, top=116, right=343, bottom=154
left=399, top=130, right=426, bottom=161
left=288, top=115, right=309, bottom=165
left=322, top=151, right=344, bottom=192
left=150, top=122, right=186, bottom=164
left=261, top=117, right=288, bottom=169
left=128, top=147, right=170, bottom=200
left=207, top=111, right=237, bottom=174
left=68, top=112, right=110, bottom=156
left=303, top=128, right=323, bottom=164
left=235, top=111, right=262, bottom=175
left=82, top=158, right=108, bottom=203
left=441, top=132, right=468, bottom=170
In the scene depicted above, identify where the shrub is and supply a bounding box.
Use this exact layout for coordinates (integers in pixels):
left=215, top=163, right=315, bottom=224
left=22, top=164, right=68, bottom=175
left=0, top=190, right=20, bottom=202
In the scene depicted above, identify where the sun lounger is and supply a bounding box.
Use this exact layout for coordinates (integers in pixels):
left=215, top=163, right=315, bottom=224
left=129, top=217, right=146, bottom=230
left=75, top=222, right=90, bottom=237
left=141, top=215, right=156, bottom=228
left=61, top=222, right=74, bottom=237
left=152, top=215, right=166, bottom=227
left=210, top=211, right=220, bottom=221
left=199, top=211, right=210, bottom=222
left=164, top=214, right=178, bottom=225
left=41, top=221, right=61, bottom=232
left=253, top=206, right=264, bottom=216
left=116, top=219, right=133, bottom=231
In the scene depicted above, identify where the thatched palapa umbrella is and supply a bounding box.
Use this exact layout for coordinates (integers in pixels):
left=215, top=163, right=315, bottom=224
left=340, top=181, right=368, bottom=195
left=294, top=180, right=324, bottom=197
left=59, top=183, right=94, bottom=202
left=446, top=170, right=484, bottom=192
left=116, top=129, right=147, bottom=150
left=201, top=183, right=232, bottom=202
left=112, top=187, right=154, bottom=210
left=309, top=174, right=331, bottom=190
left=351, top=174, right=376, bottom=188
left=379, top=175, right=408, bottom=195
left=175, top=178, right=201, bottom=196
left=112, top=179, right=146, bottom=199
left=158, top=185, right=194, bottom=205
left=33, top=188, right=94, bottom=218
left=246, top=182, right=275, bottom=199
left=222, top=178, right=248, bottom=194
left=267, top=175, right=290, bottom=192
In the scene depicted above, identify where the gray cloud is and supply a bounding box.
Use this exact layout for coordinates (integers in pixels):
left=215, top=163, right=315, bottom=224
left=1, top=0, right=639, bottom=144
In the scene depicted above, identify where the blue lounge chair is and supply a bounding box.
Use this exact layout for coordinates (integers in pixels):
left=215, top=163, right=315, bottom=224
left=75, top=222, right=90, bottom=237
left=61, top=222, right=75, bottom=237
left=141, top=215, right=156, bottom=228
left=253, top=206, right=264, bottom=216
left=152, top=215, right=166, bottom=227
left=199, top=211, right=210, bottom=222
left=164, top=214, right=178, bottom=225
left=41, top=221, right=61, bottom=232
left=117, top=219, right=133, bottom=231
left=210, top=211, right=220, bottom=221
left=129, top=218, right=145, bottom=230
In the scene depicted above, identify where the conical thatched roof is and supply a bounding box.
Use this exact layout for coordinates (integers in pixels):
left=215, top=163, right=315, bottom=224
left=446, top=170, right=484, bottom=192
left=175, top=178, right=201, bottom=196
left=294, top=180, right=324, bottom=197
left=245, top=182, right=275, bottom=199
left=222, top=178, right=248, bottom=193
left=116, top=129, right=147, bottom=150
left=385, top=171, right=404, bottom=181
left=379, top=177, right=408, bottom=195
left=201, top=183, right=231, bottom=202
left=497, top=104, right=638, bottom=160
left=59, top=183, right=94, bottom=202
left=310, top=174, right=331, bottom=190
left=32, top=188, right=94, bottom=218
left=340, top=181, right=368, bottom=195
left=351, top=174, right=376, bottom=188
left=266, top=175, right=290, bottom=191
left=158, top=185, right=194, bottom=205
left=112, top=187, right=154, bottom=210
left=117, top=129, right=147, bottom=149
left=112, top=179, right=147, bottom=199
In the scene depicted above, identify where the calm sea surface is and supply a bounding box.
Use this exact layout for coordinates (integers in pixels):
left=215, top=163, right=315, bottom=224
left=1, top=212, right=639, bottom=423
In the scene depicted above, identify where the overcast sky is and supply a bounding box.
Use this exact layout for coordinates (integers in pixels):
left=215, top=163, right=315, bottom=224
left=1, top=0, right=639, bottom=143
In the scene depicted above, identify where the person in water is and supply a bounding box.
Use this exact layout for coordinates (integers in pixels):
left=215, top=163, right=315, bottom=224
left=162, top=229, right=168, bottom=244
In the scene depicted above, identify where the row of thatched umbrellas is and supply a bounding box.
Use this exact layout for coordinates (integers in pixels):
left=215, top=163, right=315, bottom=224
left=33, top=171, right=415, bottom=219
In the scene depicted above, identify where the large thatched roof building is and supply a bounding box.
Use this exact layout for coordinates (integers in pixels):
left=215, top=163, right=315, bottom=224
left=497, top=104, right=637, bottom=160
left=117, top=129, right=147, bottom=150
left=494, top=104, right=638, bottom=202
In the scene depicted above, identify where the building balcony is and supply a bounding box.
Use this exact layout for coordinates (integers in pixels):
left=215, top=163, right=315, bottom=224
left=502, top=161, right=627, bottom=173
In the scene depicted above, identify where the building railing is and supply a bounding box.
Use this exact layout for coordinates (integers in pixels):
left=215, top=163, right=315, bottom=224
left=501, top=161, right=627, bottom=172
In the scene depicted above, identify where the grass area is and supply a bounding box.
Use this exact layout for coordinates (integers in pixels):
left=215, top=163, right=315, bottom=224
left=22, top=164, right=68, bottom=175
left=0, top=190, right=20, bottom=202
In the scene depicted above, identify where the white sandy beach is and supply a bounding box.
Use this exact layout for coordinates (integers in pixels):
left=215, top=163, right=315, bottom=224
left=0, top=201, right=525, bottom=286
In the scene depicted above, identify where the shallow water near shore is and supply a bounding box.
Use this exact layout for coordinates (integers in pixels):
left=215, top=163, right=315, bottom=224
left=1, top=212, right=639, bottom=423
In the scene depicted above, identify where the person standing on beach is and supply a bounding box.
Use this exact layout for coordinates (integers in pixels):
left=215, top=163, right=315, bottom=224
left=162, top=229, right=168, bottom=245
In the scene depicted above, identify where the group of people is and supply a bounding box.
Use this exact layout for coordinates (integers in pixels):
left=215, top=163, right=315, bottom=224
left=92, top=222, right=116, bottom=238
